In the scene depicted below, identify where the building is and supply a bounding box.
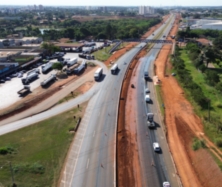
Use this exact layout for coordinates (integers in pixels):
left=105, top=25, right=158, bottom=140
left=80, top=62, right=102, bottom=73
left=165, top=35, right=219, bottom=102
left=14, top=37, right=43, bottom=46
left=139, top=6, right=155, bottom=15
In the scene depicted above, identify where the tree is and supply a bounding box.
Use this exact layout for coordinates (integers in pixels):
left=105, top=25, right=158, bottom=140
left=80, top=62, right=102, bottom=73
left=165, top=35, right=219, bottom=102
left=41, top=42, right=60, bottom=55
left=205, top=69, right=220, bottom=86
left=52, top=62, right=63, bottom=73
left=213, top=35, right=222, bottom=50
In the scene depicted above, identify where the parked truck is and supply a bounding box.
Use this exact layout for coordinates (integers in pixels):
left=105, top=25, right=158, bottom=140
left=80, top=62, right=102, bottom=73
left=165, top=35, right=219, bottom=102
left=67, top=58, right=78, bottom=67
left=42, top=62, right=53, bottom=74
left=94, top=67, right=103, bottom=81
left=73, top=60, right=86, bottom=75
left=27, top=68, right=40, bottom=76
left=17, top=85, right=30, bottom=96
left=41, top=74, right=56, bottom=87
left=66, top=63, right=80, bottom=75
left=21, top=72, right=38, bottom=84
left=147, top=113, right=155, bottom=128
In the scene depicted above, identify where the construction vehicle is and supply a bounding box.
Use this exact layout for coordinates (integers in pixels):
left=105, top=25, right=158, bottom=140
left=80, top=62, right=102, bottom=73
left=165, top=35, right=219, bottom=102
left=147, top=113, right=155, bottom=128
left=17, top=85, right=30, bottom=96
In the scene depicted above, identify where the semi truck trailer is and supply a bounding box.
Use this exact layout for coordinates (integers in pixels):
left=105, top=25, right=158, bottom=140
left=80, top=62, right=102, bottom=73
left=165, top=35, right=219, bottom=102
left=17, top=85, right=30, bottom=96
left=41, top=74, right=56, bottom=87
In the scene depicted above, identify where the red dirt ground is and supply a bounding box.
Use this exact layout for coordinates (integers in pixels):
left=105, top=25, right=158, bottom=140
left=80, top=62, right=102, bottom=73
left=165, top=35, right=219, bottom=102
left=155, top=13, right=222, bottom=187
left=104, top=42, right=138, bottom=66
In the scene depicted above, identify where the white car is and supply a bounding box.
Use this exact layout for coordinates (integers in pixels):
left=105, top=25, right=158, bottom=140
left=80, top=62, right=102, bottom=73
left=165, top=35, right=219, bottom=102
left=163, top=181, right=171, bottom=187
left=153, top=142, right=160, bottom=152
left=145, top=94, right=151, bottom=102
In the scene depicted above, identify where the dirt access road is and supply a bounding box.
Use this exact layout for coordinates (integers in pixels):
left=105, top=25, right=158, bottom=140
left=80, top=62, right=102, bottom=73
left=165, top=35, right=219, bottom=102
left=155, top=13, right=222, bottom=187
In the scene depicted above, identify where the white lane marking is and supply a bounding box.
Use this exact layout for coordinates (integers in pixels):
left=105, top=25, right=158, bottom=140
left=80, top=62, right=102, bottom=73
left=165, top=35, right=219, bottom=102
left=93, top=130, right=95, bottom=137
left=86, top=158, right=90, bottom=169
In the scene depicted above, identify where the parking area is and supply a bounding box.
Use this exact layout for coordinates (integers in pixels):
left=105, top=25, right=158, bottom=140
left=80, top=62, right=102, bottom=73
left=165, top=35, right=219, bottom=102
left=0, top=42, right=106, bottom=110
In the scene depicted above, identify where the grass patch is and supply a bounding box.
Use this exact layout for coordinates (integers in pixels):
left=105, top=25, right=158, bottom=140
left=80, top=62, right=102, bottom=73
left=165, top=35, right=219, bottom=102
left=58, top=91, right=80, bottom=104
left=155, top=85, right=165, bottom=116
left=209, top=150, right=222, bottom=171
left=14, top=56, right=34, bottom=65
left=93, top=45, right=113, bottom=61
left=0, top=103, right=86, bottom=187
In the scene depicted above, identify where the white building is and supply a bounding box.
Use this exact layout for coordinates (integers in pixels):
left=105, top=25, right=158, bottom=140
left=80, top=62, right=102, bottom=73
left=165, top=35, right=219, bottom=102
left=139, top=6, right=154, bottom=15
left=189, top=19, right=222, bottom=30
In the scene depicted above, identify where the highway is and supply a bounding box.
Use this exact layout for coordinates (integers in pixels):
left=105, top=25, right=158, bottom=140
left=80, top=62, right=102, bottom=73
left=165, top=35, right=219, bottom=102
left=60, top=14, right=177, bottom=187
left=136, top=17, right=181, bottom=187
left=0, top=14, right=178, bottom=187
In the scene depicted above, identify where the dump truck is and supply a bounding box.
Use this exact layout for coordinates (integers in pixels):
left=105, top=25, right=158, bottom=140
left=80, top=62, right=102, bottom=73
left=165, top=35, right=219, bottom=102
left=17, top=85, right=30, bottom=96
left=147, top=113, right=155, bottom=128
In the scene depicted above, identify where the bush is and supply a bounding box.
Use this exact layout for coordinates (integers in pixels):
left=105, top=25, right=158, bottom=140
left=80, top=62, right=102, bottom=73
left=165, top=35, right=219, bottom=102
left=13, top=162, right=45, bottom=174
left=0, top=145, right=15, bottom=155
left=215, top=138, right=222, bottom=148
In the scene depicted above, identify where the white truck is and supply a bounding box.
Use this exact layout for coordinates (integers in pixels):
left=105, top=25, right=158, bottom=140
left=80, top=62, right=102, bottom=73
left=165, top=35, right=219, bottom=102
left=111, top=63, right=118, bottom=74
left=94, top=68, right=103, bottom=81
left=147, top=113, right=155, bottom=128
left=67, top=58, right=78, bottom=67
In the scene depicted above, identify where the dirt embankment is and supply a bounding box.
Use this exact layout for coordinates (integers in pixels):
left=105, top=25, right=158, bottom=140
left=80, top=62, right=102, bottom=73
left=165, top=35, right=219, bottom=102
left=155, top=13, right=222, bottom=187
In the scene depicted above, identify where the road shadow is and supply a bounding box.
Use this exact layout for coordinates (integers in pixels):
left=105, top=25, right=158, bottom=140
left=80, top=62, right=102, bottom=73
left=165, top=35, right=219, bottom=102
left=18, top=90, right=32, bottom=97
left=156, top=149, right=162, bottom=154
left=154, top=122, right=161, bottom=128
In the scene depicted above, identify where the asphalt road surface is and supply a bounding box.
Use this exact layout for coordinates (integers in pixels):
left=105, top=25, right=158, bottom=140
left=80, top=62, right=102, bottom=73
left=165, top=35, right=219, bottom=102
left=136, top=15, right=180, bottom=187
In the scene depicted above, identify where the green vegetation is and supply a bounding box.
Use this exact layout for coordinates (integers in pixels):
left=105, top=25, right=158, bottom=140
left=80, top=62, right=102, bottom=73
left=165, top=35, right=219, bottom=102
left=155, top=85, right=165, bottom=116
left=171, top=39, right=222, bottom=153
left=0, top=104, right=85, bottom=187
left=192, top=138, right=206, bottom=151
left=93, top=45, right=113, bottom=61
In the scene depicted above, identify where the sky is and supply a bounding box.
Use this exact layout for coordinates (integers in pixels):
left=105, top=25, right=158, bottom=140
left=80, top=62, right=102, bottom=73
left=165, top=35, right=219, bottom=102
left=0, top=0, right=221, bottom=7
